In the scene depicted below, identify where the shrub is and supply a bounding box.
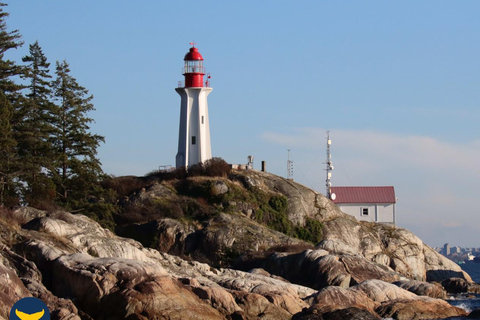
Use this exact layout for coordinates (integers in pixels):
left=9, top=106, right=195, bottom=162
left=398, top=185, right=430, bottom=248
left=268, top=195, right=287, bottom=213
left=295, top=218, right=324, bottom=244
left=83, top=202, right=117, bottom=231
left=202, top=158, right=231, bottom=177
left=179, top=198, right=216, bottom=221
left=119, top=198, right=184, bottom=225
left=144, top=158, right=230, bottom=182
left=101, top=175, right=147, bottom=199
left=175, top=178, right=213, bottom=199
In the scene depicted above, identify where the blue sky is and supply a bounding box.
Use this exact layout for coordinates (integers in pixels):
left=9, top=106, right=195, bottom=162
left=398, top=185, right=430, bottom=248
left=5, top=1, right=480, bottom=247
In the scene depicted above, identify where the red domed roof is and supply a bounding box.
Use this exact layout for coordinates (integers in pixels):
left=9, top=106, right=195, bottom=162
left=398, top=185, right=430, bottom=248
left=184, top=47, right=204, bottom=61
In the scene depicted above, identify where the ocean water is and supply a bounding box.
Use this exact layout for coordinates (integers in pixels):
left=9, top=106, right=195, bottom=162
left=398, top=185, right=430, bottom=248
left=459, top=261, right=480, bottom=283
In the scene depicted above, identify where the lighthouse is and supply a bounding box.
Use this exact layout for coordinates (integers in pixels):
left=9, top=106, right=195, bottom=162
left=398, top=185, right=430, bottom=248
left=175, top=44, right=213, bottom=168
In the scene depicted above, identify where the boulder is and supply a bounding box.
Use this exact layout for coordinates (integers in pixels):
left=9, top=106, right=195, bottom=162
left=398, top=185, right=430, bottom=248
left=234, top=170, right=346, bottom=225
left=293, top=307, right=381, bottom=320
left=258, top=249, right=398, bottom=290
left=340, top=255, right=398, bottom=285
left=212, top=180, right=229, bottom=195
left=311, top=286, right=377, bottom=314
left=230, top=291, right=292, bottom=320
left=441, top=277, right=470, bottom=293
left=0, top=245, right=81, bottom=320
left=352, top=280, right=417, bottom=304
left=394, top=279, right=446, bottom=298
left=116, top=218, right=196, bottom=253
left=0, top=259, right=31, bottom=319
left=318, top=216, right=471, bottom=282
left=320, top=307, right=381, bottom=320
left=50, top=253, right=223, bottom=319
left=192, top=286, right=242, bottom=315
left=375, top=296, right=467, bottom=320
left=13, top=211, right=316, bottom=319
left=468, top=283, right=480, bottom=293
left=262, top=291, right=309, bottom=315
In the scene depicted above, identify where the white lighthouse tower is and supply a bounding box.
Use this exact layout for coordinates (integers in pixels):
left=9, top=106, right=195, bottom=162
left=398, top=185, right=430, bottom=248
left=175, top=44, right=213, bottom=168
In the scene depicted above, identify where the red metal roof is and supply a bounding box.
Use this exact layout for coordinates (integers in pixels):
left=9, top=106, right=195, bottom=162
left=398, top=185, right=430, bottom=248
left=330, top=186, right=396, bottom=204
left=184, top=47, right=204, bottom=61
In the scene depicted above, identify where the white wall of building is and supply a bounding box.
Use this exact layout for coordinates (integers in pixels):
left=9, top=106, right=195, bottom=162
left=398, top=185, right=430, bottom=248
left=337, top=203, right=395, bottom=224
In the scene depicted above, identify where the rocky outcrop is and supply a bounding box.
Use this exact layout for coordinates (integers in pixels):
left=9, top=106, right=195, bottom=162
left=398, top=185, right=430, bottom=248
left=293, top=307, right=381, bottom=320
left=239, top=171, right=469, bottom=283
left=311, top=286, right=377, bottom=314
left=393, top=279, right=447, bottom=298
left=376, top=296, right=467, bottom=320
left=298, top=279, right=465, bottom=320
left=0, top=168, right=475, bottom=319
left=352, top=280, right=419, bottom=304
left=7, top=209, right=317, bottom=319
left=440, top=277, right=480, bottom=294
left=233, top=170, right=346, bottom=225
left=124, top=170, right=469, bottom=284
left=118, top=211, right=309, bottom=268
left=50, top=254, right=223, bottom=320
left=249, top=249, right=399, bottom=290
left=0, top=244, right=81, bottom=320
left=318, top=217, right=470, bottom=282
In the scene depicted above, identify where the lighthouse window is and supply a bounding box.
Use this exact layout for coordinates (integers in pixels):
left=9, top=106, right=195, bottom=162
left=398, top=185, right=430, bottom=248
left=191, top=136, right=196, bottom=145
left=202, top=116, right=204, bottom=124
left=185, top=60, right=204, bottom=73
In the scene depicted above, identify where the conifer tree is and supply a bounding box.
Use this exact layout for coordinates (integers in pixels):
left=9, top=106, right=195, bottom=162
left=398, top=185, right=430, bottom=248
left=0, top=3, right=23, bottom=95
left=17, top=41, right=56, bottom=205
left=0, top=2, right=23, bottom=206
left=51, top=60, right=105, bottom=207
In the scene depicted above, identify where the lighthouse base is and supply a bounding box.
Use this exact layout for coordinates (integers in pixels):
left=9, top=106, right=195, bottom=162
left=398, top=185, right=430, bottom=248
left=175, top=87, right=213, bottom=168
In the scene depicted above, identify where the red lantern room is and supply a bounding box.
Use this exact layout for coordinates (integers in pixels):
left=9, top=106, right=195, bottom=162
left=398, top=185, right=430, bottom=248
left=183, top=44, right=205, bottom=88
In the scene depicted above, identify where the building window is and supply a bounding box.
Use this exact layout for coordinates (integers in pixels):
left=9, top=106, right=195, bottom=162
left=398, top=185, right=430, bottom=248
left=202, top=116, right=204, bottom=124
left=361, top=208, right=369, bottom=216
left=191, top=136, right=196, bottom=145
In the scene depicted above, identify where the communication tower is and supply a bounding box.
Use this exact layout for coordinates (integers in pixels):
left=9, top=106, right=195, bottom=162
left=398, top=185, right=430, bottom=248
left=287, top=149, right=294, bottom=180
left=325, top=131, right=335, bottom=200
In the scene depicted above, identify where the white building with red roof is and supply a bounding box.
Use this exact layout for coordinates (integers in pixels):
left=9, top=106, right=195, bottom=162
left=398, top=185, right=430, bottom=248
left=330, top=186, right=396, bottom=225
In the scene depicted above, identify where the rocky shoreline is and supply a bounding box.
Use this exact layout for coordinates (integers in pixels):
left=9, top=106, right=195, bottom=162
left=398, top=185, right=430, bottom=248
left=1, top=170, right=479, bottom=319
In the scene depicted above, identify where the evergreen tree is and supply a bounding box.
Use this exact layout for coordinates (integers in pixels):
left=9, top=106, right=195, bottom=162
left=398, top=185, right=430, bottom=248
left=0, top=2, right=23, bottom=206
left=51, top=60, right=105, bottom=208
left=0, top=90, right=17, bottom=206
left=17, top=41, right=56, bottom=205
left=0, top=3, right=23, bottom=95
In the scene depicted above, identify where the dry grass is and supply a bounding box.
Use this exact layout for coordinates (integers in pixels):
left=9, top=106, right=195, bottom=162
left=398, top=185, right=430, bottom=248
left=0, top=207, right=25, bottom=230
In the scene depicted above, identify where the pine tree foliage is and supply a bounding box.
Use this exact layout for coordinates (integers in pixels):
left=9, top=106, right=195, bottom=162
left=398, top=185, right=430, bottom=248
left=0, top=4, right=115, bottom=227
left=0, top=2, right=23, bottom=206
left=0, top=90, right=18, bottom=206
left=0, top=2, right=23, bottom=95
left=17, top=41, right=56, bottom=205
left=51, top=60, right=105, bottom=206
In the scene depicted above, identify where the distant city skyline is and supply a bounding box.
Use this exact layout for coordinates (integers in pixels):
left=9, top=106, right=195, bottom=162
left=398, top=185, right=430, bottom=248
left=5, top=1, right=480, bottom=247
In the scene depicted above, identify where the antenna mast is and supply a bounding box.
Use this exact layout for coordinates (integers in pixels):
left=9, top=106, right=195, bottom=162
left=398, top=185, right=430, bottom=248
left=325, top=131, right=334, bottom=199
left=287, top=149, right=294, bottom=180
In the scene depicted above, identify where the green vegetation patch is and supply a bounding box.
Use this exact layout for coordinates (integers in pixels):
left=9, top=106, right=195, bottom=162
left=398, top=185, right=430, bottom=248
left=295, top=218, right=324, bottom=244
